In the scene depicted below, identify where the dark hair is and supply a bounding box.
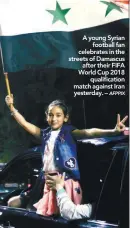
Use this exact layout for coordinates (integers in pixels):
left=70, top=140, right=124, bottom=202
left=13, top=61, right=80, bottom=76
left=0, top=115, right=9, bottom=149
left=45, top=100, right=70, bottom=117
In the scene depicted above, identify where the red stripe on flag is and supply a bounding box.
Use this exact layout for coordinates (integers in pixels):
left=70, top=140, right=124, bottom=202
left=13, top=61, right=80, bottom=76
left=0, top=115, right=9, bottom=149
left=114, top=0, right=129, bottom=4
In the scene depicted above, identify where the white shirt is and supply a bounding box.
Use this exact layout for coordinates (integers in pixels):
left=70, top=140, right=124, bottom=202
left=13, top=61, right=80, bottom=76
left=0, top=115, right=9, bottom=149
left=57, top=189, right=92, bottom=220
left=43, top=129, right=60, bottom=172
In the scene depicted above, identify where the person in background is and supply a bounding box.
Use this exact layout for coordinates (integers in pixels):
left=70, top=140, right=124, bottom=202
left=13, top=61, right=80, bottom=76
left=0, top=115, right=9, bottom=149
left=46, top=173, right=92, bottom=220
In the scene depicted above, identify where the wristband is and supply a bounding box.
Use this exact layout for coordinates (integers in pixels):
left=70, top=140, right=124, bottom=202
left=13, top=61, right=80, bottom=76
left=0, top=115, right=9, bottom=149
left=56, top=188, right=65, bottom=196
left=11, top=109, right=18, bottom=116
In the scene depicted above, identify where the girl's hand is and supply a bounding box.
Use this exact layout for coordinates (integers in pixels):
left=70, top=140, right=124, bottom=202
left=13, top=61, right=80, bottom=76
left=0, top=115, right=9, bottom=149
left=114, top=114, right=128, bottom=134
left=5, top=94, right=14, bottom=107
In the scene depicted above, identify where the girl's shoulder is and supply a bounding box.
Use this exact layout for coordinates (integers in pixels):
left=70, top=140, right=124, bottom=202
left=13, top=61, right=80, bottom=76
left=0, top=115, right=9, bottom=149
left=62, top=124, right=77, bottom=133
left=40, top=127, right=51, bottom=137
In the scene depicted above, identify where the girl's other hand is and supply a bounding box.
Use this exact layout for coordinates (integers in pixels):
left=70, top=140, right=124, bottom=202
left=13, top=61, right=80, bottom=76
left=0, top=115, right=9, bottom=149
left=5, top=94, right=14, bottom=107
left=114, top=114, right=128, bottom=134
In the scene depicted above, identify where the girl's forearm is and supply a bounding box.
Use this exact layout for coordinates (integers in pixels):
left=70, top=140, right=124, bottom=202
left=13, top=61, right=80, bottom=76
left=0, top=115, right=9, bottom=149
left=72, top=128, right=119, bottom=140
left=5, top=95, right=40, bottom=137
left=86, top=128, right=118, bottom=137
left=9, top=105, right=40, bottom=137
left=10, top=105, right=28, bottom=128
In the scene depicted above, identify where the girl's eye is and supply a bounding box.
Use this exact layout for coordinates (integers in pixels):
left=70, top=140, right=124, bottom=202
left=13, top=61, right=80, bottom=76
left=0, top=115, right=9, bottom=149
left=57, top=115, right=61, bottom=117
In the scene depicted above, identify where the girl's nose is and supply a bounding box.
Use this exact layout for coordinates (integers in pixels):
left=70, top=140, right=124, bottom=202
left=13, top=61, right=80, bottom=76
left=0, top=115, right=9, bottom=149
left=52, top=115, right=56, bottom=121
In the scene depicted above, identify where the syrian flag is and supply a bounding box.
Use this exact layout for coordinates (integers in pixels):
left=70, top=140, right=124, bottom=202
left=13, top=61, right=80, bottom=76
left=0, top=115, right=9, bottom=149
left=0, top=0, right=129, bottom=72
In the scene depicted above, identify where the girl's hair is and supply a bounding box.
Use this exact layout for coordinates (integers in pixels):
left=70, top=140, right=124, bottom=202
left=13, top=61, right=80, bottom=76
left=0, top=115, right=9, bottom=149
left=45, top=100, right=70, bottom=117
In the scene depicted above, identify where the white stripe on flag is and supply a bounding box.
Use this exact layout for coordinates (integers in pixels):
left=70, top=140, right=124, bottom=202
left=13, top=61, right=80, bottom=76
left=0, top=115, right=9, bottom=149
left=0, top=0, right=128, bottom=35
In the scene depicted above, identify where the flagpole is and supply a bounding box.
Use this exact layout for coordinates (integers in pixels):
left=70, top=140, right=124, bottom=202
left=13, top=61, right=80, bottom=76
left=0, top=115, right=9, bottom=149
left=4, top=72, right=11, bottom=96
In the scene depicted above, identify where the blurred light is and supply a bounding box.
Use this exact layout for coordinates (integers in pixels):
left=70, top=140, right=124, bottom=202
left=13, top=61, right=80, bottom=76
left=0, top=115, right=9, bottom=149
left=33, top=169, right=39, bottom=172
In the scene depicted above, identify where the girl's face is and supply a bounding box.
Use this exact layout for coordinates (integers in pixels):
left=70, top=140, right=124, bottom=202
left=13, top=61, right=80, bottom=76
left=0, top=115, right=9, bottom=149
left=46, top=106, right=68, bottom=130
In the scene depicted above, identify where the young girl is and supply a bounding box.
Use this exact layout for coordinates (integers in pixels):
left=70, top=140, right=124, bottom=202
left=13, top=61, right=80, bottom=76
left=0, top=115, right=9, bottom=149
left=5, top=95, right=128, bottom=216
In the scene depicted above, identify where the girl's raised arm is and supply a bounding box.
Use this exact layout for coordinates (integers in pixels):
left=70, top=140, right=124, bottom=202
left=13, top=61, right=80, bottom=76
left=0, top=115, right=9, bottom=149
left=72, top=114, right=128, bottom=140
left=5, top=95, right=40, bottom=138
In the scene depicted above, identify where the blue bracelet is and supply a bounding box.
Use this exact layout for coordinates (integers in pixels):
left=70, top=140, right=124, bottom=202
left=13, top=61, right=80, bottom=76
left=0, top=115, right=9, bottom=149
left=56, top=188, right=65, bottom=196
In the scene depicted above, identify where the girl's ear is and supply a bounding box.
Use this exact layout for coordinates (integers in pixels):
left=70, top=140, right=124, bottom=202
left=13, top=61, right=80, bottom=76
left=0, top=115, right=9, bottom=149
left=64, top=114, right=69, bottom=122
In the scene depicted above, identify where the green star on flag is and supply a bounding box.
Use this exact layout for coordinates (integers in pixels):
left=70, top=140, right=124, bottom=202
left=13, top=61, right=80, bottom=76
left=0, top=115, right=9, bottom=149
left=46, top=1, right=71, bottom=24
left=101, top=1, right=122, bottom=16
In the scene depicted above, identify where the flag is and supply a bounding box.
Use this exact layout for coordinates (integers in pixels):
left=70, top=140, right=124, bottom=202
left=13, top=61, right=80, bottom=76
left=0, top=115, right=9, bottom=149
left=0, top=0, right=129, bottom=72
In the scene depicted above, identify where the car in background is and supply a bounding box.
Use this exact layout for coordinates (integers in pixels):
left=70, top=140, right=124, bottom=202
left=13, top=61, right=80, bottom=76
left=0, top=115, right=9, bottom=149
left=0, top=135, right=128, bottom=228
left=0, top=147, right=42, bottom=202
left=0, top=164, right=6, bottom=172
